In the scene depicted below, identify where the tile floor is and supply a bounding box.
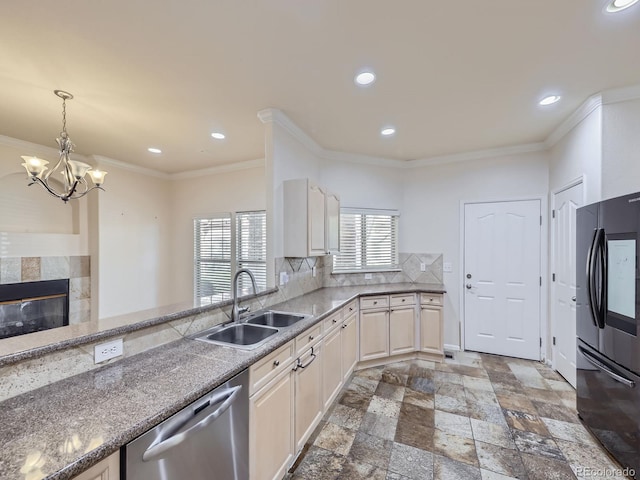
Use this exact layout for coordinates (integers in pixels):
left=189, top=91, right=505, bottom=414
left=286, top=351, right=629, bottom=480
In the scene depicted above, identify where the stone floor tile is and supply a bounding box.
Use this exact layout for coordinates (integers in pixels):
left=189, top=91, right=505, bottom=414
left=381, top=371, right=409, bottom=386
left=540, top=418, right=597, bottom=446
left=496, top=393, right=538, bottom=415
left=328, top=403, right=365, bottom=430
left=375, top=382, right=406, bottom=402
left=479, top=468, right=521, bottom=480
left=432, top=429, right=479, bottom=466
left=384, top=362, right=412, bottom=375
left=388, top=442, right=434, bottom=480
left=407, top=376, right=436, bottom=394
left=350, top=375, right=380, bottom=394
left=503, top=409, right=550, bottom=436
left=402, top=388, right=435, bottom=409
left=290, top=445, right=346, bottom=480
left=465, top=387, right=500, bottom=407
left=531, top=401, right=579, bottom=424
left=394, top=416, right=435, bottom=451
left=348, top=431, right=394, bottom=470
left=434, top=410, right=473, bottom=439
left=545, top=379, right=575, bottom=392
left=339, top=389, right=372, bottom=411
left=486, top=369, right=521, bottom=384
left=555, top=439, right=623, bottom=479
left=435, top=393, right=469, bottom=416
left=407, top=362, right=434, bottom=379
left=463, top=375, right=495, bottom=392
left=313, top=422, right=357, bottom=456
left=339, top=458, right=388, bottom=480
left=467, top=401, right=508, bottom=426
left=433, top=370, right=465, bottom=385
left=521, top=386, right=564, bottom=405
left=512, top=430, right=566, bottom=461
left=434, top=453, right=482, bottom=480
left=355, top=366, right=384, bottom=381
left=519, top=452, right=577, bottom=480
left=368, top=395, right=402, bottom=419
left=475, top=441, right=528, bottom=479
left=360, top=411, right=399, bottom=441
left=399, top=401, right=435, bottom=426
left=470, top=418, right=515, bottom=449
left=436, top=382, right=466, bottom=398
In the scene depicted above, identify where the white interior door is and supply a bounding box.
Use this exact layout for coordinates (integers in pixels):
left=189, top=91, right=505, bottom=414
left=552, top=182, right=583, bottom=388
left=464, top=200, right=541, bottom=360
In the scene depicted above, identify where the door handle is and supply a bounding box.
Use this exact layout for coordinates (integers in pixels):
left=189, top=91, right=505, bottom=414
left=292, top=346, right=317, bottom=371
left=572, top=296, right=576, bottom=302
left=466, top=284, right=472, bottom=289
left=579, top=347, right=635, bottom=388
left=142, top=384, right=242, bottom=461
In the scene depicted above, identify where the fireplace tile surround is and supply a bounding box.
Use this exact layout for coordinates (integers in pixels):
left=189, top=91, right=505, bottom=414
left=0, top=252, right=442, bottom=401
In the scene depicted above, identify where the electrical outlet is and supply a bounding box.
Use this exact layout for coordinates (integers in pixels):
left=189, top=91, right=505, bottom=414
left=364, top=273, right=373, bottom=280
left=94, top=339, right=123, bottom=364
left=420, top=263, right=426, bottom=272
left=443, top=262, right=453, bottom=273
left=279, top=271, right=289, bottom=285
left=312, top=266, right=317, bottom=277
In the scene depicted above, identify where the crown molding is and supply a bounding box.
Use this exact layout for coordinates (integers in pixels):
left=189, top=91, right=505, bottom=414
left=406, top=142, right=547, bottom=168
left=544, top=94, right=603, bottom=148
left=170, top=158, right=265, bottom=180
left=320, top=149, right=406, bottom=168
left=258, top=108, right=325, bottom=158
left=91, top=155, right=171, bottom=179
left=601, top=83, right=640, bottom=105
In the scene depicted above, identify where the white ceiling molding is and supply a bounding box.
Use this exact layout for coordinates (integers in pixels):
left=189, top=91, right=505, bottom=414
left=258, top=108, right=325, bottom=158
left=601, top=83, right=640, bottom=105
left=320, top=149, right=406, bottom=168
left=543, top=94, right=603, bottom=149
left=406, top=142, right=547, bottom=168
left=171, top=158, right=265, bottom=180
left=91, top=155, right=171, bottom=180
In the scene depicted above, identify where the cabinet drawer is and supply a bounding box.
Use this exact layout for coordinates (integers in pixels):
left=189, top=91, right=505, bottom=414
left=390, top=294, right=416, bottom=307
left=360, top=295, right=389, bottom=310
left=343, top=300, right=358, bottom=318
left=296, top=324, right=322, bottom=355
left=420, top=293, right=443, bottom=306
left=323, top=310, right=343, bottom=334
left=249, top=340, right=294, bottom=395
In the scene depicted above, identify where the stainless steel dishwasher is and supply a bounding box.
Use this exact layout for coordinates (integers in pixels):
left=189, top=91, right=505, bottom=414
left=123, top=369, right=249, bottom=480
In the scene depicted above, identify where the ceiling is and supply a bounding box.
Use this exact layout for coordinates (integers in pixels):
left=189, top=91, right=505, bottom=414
left=1, top=1, right=639, bottom=174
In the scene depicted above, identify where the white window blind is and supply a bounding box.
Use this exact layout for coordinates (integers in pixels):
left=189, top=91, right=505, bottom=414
left=194, top=211, right=267, bottom=305
left=333, top=208, right=399, bottom=272
left=236, top=211, right=267, bottom=294
left=194, top=215, right=232, bottom=304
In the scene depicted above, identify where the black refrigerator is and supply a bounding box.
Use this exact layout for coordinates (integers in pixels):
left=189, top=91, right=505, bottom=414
left=576, top=192, right=640, bottom=477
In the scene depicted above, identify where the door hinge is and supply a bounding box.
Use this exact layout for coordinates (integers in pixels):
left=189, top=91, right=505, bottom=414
left=552, top=273, right=555, bottom=282
left=540, top=215, right=542, bottom=225
left=553, top=336, right=556, bottom=346
left=552, top=209, right=555, bottom=219
left=539, top=276, right=542, bottom=286
left=540, top=337, right=542, bottom=347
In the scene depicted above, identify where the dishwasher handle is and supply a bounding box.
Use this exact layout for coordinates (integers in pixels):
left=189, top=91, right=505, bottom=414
left=142, top=384, right=242, bottom=462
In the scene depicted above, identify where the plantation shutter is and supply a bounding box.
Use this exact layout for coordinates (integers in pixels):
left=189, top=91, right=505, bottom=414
left=333, top=208, right=399, bottom=272
left=236, top=211, right=267, bottom=293
left=194, top=215, right=232, bottom=303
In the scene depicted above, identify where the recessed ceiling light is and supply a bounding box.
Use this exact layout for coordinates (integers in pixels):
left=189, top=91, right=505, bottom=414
left=605, top=0, right=639, bottom=13
left=211, top=132, right=226, bottom=140
left=381, top=127, right=396, bottom=136
left=539, top=95, right=561, bottom=106
left=148, top=147, right=162, bottom=154
left=355, top=71, right=376, bottom=86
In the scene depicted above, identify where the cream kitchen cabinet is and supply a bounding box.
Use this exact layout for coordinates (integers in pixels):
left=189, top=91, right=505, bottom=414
left=283, top=178, right=340, bottom=257
left=249, top=342, right=295, bottom=480
left=359, top=299, right=390, bottom=361
left=294, top=340, right=323, bottom=452
left=389, top=294, right=417, bottom=355
left=322, top=310, right=343, bottom=409
left=71, top=452, right=119, bottom=480
left=341, top=305, right=358, bottom=379
left=420, top=293, right=444, bottom=358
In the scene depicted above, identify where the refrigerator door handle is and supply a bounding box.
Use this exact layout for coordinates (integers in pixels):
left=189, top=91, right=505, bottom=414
left=598, top=229, right=607, bottom=329
left=579, top=346, right=635, bottom=388
left=586, top=229, right=600, bottom=327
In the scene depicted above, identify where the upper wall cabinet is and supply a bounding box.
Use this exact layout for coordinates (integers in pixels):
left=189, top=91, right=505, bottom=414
left=284, top=179, right=340, bottom=257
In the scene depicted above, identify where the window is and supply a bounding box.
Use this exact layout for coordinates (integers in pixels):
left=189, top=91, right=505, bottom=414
left=194, top=211, right=266, bottom=305
left=333, top=208, right=399, bottom=273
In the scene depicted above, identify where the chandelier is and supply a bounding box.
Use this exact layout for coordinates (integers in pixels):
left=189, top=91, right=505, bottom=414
left=21, top=90, right=107, bottom=202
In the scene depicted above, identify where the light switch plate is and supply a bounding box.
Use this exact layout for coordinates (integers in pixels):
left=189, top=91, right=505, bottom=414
left=420, top=263, right=426, bottom=272
left=279, top=271, right=289, bottom=285
left=443, top=262, right=453, bottom=273
left=94, top=339, right=123, bottom=364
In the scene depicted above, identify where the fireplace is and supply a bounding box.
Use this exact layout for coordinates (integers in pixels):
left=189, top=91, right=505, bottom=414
left=0, top=279, right=69, bottom=339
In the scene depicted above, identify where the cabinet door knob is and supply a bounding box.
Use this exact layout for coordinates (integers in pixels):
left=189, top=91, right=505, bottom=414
left=402, top=298, right=406, bottom=302
left=373, top=301, right=377, bottom=305
left=332, top=319, right=337, bottom=323
left=273, top=360, right=280, bottom=367
left=309, top=335, right=314, bottom=341
left=342, top=324, right=347, bottom=329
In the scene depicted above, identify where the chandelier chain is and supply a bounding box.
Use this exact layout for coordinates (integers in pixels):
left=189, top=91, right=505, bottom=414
left=61, top=97, right=67, bottom=134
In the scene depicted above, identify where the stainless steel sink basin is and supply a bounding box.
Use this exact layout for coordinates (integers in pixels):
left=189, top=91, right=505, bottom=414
left=246, top=311, right=310, bottom=328
left=195, top=323, right=278, bottom=349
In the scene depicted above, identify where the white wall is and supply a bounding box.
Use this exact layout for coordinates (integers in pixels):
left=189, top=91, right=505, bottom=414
left=170, top=165, right=266, bottom=304
left=549, top=105, right=602, bottom=204
left=402, top=151, right=550, bottom=348
left=95, top=163, right=173, bottom=318
left=602, top=98, right=640, bottom=199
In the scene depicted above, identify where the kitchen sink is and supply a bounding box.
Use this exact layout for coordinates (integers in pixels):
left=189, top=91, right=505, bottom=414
left=195, top=323, right=278, bottom=349
left=245, top=311, right=310, bottom=328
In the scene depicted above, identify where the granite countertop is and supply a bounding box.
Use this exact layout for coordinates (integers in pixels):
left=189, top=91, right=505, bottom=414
left=0, top=283, right=445, bottom=480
